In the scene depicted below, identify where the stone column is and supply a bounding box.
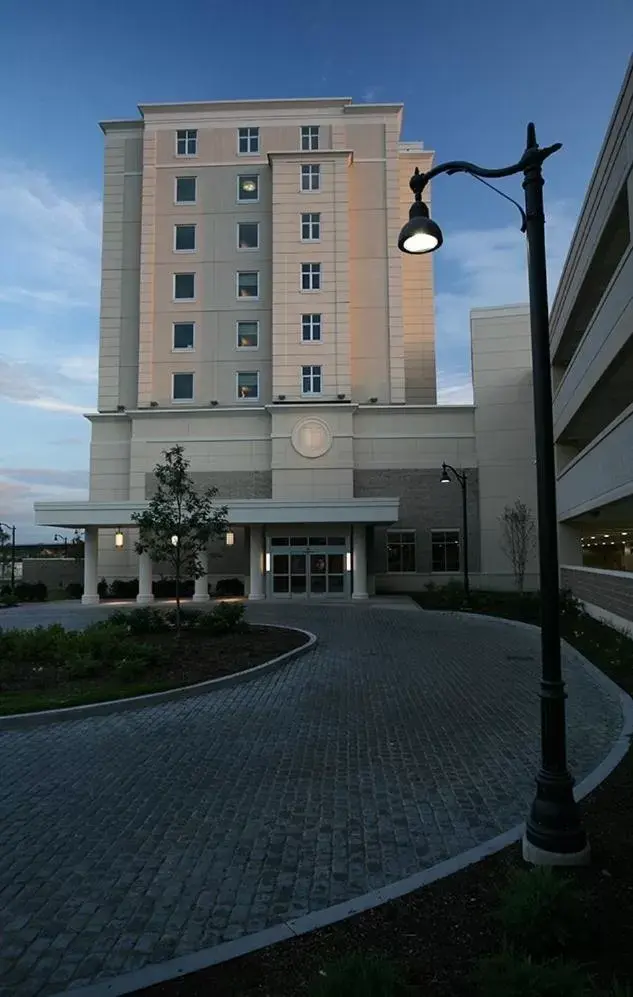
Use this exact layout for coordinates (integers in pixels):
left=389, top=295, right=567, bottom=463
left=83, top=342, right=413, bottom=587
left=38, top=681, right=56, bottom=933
left=81, top=526, right=100, bottom=605
left=352, top=524, right=368, bottom=600
left=249, top=525, right=265, bottom=600
left=193, top=550, right=210, bottom=602
left=136, top=550, right=154, bottom=604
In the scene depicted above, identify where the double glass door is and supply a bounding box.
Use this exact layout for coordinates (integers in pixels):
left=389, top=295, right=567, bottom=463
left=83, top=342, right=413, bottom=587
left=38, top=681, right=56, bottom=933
left=270, top=536, right=348, bottom=598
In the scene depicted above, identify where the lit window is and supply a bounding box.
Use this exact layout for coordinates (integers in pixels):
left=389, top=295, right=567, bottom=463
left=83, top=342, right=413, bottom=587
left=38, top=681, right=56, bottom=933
left=176, top=130, right=197, bottom=156
left=237, top=222, right=259, bottom=249
left=172, top=372, right=194, bottom=401
left=301, top=164, right=320, bottom=191
left=173, top=273, right=195, bottom=299
left=301, top=126, right=320, bottom=151
left=301, top=364, right=322, bottom=395
left=431, top=530, right=460, bottom=572
left=238, top=127, right=259, bottom=154
left=301, top=314, right=321, bottom=342
left=301, top=262, right=321, bottom=291
left=174, top=224, right=196, bottom=252
left=237, top=371, right=259, bottom=399
left=237, top=271, right=259, bottom=298
left=301, top=212, right=320, bottom=240
left=238, top=175, right=259, bottom=201
left=236, top=321, right=259, bottom=349
left=173, top=323, right=195, bottom=350
left=387, top=531, right=416, bottom=573
left=175, top=177, right=196, bottom=203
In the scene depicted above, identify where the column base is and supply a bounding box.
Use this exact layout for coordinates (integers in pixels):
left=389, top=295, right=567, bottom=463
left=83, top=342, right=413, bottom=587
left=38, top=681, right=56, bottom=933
left=248, top=593, right=265, bottom=601
left=352, top=592, right=369, bottom=601
left=522, top=832, right=591, bottom=867
left=81, top=594, right=101, bottom=606
left=192, top=593, right=211, bottom=603
left=136, top=594, right=155, bottom=605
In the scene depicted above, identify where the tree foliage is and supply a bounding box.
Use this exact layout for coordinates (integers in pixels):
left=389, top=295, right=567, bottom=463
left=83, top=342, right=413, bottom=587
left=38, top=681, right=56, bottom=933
left=499, top=499, right=537, bottom=593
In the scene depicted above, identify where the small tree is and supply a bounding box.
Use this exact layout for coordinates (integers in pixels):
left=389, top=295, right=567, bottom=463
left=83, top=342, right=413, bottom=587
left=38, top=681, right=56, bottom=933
left=0, top=525, right=10, bottom=583
left=132, top=445, right=229, bottom=631
left=500, top=499, right=537, bottom=593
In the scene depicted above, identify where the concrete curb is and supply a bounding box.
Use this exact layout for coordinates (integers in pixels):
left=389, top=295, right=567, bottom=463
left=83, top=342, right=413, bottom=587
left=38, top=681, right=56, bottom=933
left=48, top=610, right=633, bottom=997
left=0, top=625, right=316, bottom=731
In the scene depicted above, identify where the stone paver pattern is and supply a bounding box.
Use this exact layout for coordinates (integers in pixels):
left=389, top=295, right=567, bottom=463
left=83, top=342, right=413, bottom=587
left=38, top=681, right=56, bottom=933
left=0, top=600, right=623, bottom=996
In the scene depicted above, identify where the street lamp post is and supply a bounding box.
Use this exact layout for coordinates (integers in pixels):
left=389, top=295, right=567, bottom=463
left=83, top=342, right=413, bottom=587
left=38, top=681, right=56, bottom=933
left=0, top=522, right=16, bottom=591
left=398, top=124, right=589, bottom=864
left=440, top=463, right=469, bottom=600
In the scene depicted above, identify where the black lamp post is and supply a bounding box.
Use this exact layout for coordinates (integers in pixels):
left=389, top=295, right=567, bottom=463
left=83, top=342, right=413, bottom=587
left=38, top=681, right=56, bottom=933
left=0, top=521, right=16, bottom=591
left=54, top=532, right=69, bottom=557
left=440, top=463, right=469, bottom=600
left=399, top=124, right=589, bottom=864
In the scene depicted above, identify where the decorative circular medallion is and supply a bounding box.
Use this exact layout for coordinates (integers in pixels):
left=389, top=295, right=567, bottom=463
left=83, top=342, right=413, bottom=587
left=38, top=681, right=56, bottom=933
left=291, top=418, right=332, bottom=459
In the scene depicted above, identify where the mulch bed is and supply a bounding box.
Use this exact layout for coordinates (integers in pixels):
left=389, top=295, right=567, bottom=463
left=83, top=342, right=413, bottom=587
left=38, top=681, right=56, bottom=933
left=135, top=604, right=633, bottom=996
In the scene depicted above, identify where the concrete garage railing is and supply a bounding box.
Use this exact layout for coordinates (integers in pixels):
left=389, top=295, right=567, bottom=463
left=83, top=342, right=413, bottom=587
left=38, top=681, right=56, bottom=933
left=561, top=564, right=633, bottom=634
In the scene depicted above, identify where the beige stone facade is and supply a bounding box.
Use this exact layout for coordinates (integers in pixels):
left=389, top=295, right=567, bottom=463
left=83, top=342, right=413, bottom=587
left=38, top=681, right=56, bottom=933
left=35, top=97, right=538, bottom=601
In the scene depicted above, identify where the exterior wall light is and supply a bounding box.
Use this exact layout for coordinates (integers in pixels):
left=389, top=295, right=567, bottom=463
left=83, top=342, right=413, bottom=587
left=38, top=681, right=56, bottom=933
left=171, top=534, right=179, bottom=546
left=225, top=531, right=235, bottom=546
left=345, top=551, right=352, bottom=572
left=265, top=552, right=271, bottom=572
left=114, top=529, right=124, bottom=549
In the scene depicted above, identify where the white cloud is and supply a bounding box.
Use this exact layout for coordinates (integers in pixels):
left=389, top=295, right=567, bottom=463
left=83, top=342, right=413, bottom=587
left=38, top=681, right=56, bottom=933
left=437, top=372, right=474, bottom=405
left=361, top=86, right=380, bottom=102
left=0, top=355, right=96, bottom=414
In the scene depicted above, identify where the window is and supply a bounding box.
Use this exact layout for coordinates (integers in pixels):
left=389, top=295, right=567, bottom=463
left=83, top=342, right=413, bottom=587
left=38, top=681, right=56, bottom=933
left=431, top=530, right=460, bottom=572
left=173, top=273, right=195, bottom=300
left=386, top=531, right=416, bottom=573
left=237, top=371, right=259, bottom=399
left=301, top=313, right=321, bottom=342
left=301, top=212, right=320, bottom=241
left=175, top=176, right=196, bottom=203
left=301, top=164, right=320, bottom=191
left=301, top=262, right=321, bottom=291
left=173, top=322, right=195, bottom=350
left=174, top=224, right=196, bottom=252
left=238, top=175, right=259, bottom=201
left=237, top=222, right=259, bottom=250
left=237, top=271, right=259, bottom=298
left=237, top=321, right=259, bottom=349
left=238, top=127, right=259, bottom=154
left=301, top=125, right=320, bottom=151
left=172, top=372, right=194, bottom=401
left=301, top=364, right=322, bottom=395
left=176, top=130, right=197, bottom=156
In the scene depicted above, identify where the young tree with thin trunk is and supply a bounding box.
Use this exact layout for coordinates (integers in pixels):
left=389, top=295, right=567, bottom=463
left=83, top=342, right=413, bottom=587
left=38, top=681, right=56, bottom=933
left=132, top=446, right=229, bottom=631
left=499, top=499, right=537, bottom=594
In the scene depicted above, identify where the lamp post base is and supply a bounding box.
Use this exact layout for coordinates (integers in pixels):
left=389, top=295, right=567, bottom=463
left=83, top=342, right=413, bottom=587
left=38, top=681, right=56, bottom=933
left=522, top=832, right=591, bottom=866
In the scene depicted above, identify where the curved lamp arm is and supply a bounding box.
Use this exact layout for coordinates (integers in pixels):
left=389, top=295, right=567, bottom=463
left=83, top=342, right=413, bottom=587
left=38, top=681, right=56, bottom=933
left=441, top=462, right=466, bottom=488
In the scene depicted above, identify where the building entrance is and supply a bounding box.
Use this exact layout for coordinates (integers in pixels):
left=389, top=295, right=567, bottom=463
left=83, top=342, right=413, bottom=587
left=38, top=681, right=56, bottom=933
left=268, top=534, right=350, bottom=598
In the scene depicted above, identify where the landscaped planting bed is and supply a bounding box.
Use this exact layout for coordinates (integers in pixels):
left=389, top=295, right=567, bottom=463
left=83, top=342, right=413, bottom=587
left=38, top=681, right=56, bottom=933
left=0, top=604, right=308, bottom=715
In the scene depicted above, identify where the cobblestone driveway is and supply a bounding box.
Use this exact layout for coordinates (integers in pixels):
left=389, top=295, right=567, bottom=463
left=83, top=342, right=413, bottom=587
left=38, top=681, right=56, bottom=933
left=0, top=601, right=624, bottom=996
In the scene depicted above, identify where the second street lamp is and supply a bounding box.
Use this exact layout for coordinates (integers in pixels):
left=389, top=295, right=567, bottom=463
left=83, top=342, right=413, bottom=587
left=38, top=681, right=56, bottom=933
left=399, top=124, right=589, bottom=865
left=440, top=463, right=470, bottom=600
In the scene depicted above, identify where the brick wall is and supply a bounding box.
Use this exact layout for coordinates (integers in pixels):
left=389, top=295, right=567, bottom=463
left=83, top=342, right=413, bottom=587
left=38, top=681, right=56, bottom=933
left=146, top=471, right=272, bottom=499
left=561, top=566, right=633, bottom=624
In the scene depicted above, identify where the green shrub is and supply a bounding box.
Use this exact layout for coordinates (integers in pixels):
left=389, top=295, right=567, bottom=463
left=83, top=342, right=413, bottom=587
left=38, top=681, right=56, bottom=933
left=215, top=577, right=245, bottom=597
left=0, top=592, right=19, bottom=608
left=65, top=582, right=83, bottom=600
left=205, top=600, right=246, bottom=633
left=109, top=578, right=139, bottom=599
left=308, top=953, right=406, bottom=997
left=14, top=581, right=48, bottom=602
left=495, top=866, right=588, bottom=959
left=472, top=948, right=590, bottom=997
left=97, top=578, right=109, bottom=598
left=108, top=606, right=172, bottom=634
left=152, top=577, right=195, bottom=599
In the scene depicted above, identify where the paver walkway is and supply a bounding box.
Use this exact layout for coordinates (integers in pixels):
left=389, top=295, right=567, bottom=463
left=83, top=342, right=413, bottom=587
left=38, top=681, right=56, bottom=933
left=0, top=600, right=624, bottom=996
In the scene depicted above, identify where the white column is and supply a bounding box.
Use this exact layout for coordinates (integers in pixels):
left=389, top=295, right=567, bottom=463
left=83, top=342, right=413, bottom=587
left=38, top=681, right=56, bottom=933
left=352, top=524, right=368, bottom=600
left=81, top=527, right=100, bottom=605
left=249, top=526, right=265, bottom=600
left=136, top=550, right=154, bottom=604
left=193, top=550, right=210, bottom=602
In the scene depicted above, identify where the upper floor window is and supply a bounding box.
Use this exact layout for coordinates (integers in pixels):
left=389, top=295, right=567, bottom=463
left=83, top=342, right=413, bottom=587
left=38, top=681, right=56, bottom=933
left=172, top=372, right=194, bottom=402
left=301, top=126, right=320, bottom=151
left=301, top=262, right=321, bottom=291
left=176, top=130, right=197, bottom=156
left=238, top=174, right=259, bottom=202
left=301, top=212, right=320, bottom=241
left=302, top=313, right=321, bottom=342
left=387, top=530, right=416, bottom=573
left=431, top=530, right=460, bottom=572
left=173, top=273, right=195, bottom=300
left=238, top=127, right=259, bottom=154
left=175, top=176, right=196, bottom=203
left=236, top=320, right=259, bottom=349
left=237, top=221, right=259, bottom=250
left=301, top=164, right=320, bottom=192
left=301, top=364, right=322, bottom=395
left=237, top=271, right=259, bottom=299
left=173, top=322, right=195, bottom=350
left=174, top=224, right=196, bottom=252
left=237, top=371, right=259, bottom=400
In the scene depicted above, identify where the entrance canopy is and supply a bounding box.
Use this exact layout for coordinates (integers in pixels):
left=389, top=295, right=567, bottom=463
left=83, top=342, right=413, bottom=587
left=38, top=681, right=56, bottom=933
left=34, top=497, right=400, bottom=528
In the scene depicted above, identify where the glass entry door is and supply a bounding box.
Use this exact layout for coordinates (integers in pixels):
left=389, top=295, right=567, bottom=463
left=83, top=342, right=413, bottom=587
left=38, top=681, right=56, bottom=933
left=270, top=536, right=348, bottom=598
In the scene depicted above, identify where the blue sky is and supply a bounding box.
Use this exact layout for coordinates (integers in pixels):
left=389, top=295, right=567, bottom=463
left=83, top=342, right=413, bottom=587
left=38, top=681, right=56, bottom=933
left=0, top=0, right=631, bottom=540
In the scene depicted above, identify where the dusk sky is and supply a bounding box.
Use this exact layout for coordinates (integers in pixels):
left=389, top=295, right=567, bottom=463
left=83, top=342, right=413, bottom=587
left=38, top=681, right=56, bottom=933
left=0, top=0, right=631, bottom=540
